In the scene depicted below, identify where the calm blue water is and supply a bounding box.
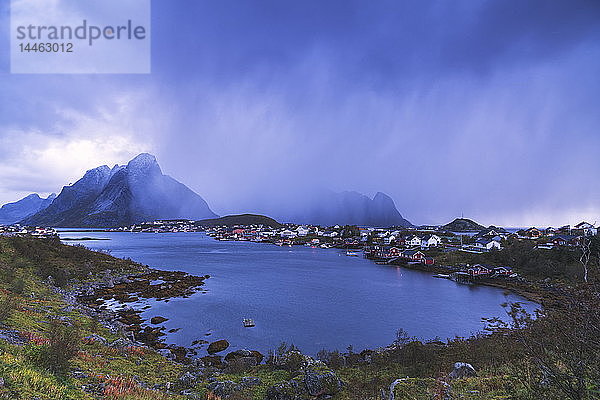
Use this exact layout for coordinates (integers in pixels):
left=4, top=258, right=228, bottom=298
left=59, top=231, right=537, bottom=356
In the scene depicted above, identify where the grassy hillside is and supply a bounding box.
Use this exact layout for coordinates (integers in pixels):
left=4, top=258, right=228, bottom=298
left=442, top=218, right=486, bottom=232
left=197, top=214, right=282, bottom=228
left=0, top=237, right=184, bottom=399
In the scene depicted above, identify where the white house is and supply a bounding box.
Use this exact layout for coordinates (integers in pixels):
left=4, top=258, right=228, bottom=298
left=322, top=231, right=339, bottom=238
left=384, top=235, right=397, bottom=245
left=475, top=238, right=502, bottom=250
left=296, top=226, right=310, bottom=236
left=280, top=229, right=297, bottom=238
left=259, top=231, right=275, bottom=240
left=406, top=235, right=422, bottom=247
left=421, top=234, right=442, bottom=248
left=574, top=222, right=597, bottom=236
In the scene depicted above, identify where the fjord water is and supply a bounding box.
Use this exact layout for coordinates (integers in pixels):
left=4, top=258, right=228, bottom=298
left=60, top=232, right=537, bottom=355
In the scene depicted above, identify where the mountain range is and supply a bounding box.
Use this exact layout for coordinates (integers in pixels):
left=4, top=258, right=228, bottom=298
left=0, top=193, right=56, bottom=225
left=285, top=190, right=412, bottom=227
left=20, top=154, right=217, bottom=227
left=1, top=153, right=411, bottom=228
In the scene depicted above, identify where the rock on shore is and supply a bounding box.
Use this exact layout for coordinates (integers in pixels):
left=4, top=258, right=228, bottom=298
left=207, top=339, right=230, bottom=354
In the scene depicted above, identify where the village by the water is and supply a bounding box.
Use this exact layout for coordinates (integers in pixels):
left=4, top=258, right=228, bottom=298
left=4, top=218, right=596, bottom=285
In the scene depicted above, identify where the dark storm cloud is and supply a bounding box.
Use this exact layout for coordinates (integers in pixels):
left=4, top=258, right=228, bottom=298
left=151, top=0, right=600, bottom=83
left=439, top=1, right=600, bottom=74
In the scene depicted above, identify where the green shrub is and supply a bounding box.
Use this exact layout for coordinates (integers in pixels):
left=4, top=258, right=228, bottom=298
left=10, top=277, right=26, bottom=294
left=317, top=349, right=346, bottom=369
left=0, top=294, right=17, bottom=321
left=28, top=320, right=80, bottom=375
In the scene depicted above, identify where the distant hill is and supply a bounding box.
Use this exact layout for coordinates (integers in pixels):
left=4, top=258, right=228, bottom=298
left=442, top=218, right=485, bottom=232
left=197, top=214, right=282, bottom=228
left=22, top=154, right=217, bottom=227
left=0, top=193, right=56, bottom=225
left=284, top=191, right=412, bottom=227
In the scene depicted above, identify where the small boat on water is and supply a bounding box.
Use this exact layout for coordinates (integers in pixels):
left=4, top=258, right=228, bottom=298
left=243, top=318, right=255, bottom=327
left=432, top=274, right=451, bottom=279
left=346, top=251, right=359, bottom=257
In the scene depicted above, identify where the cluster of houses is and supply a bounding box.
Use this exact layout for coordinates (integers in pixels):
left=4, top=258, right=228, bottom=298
left=0, top=225, right=57, bottom=238
left=109, top=220, right=203, bottom=233
left=207, top=224, right=506, bottom=251
left=205, top=224, right=501, bottom=263
left=209, top=224, right=354, bottom=244
left=516, top=222, right=597, bottom=249
left=201, top=220, right=598, bottom=283
left=203, top=223, right=530, bottom=282
left=119, top=219, right=597, bottom=260
left=2, top=218, right=596, bottom=284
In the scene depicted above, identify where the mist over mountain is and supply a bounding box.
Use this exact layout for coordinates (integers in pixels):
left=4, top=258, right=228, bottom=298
left=0, top=193, right=56, bottom=225
left=277, top=190, right=412, bottom=227
left=21, top=154, right=217, bottom=227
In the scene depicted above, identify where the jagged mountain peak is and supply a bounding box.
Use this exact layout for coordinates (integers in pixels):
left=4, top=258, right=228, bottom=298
left=77, top=165, right=113, bottom=189
left=130, top=152, right=157, bottom=163
left=0, top=193, right=57, bottom=225
left=127, top=153, right=161, bottom=171
left=21, top=154, right=217, bottom=227
left=111, top=164, right=125, bottom=174
left=85, top=164, right=111, bottom=176
left=373, top=191, right=392, bottom=202
left=285, top=190, right=411, bottom=227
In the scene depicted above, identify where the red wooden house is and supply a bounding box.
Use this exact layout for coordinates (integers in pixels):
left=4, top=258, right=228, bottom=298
left=467, top=264, right=492, bottom=277
left=422, top=257, right=435, bottom=265
left=401, top=249, right=425, bottom=261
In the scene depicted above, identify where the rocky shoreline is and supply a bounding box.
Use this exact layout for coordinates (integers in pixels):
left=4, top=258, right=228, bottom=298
left=45, top=261, right=355, bottom=398
left=56, top=265, right=271, bottom=371
left=50, top=266, right=209, bottom=362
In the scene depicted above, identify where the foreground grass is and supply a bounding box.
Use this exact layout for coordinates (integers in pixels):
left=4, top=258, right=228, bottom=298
left=0, top=237, right=185, bottom=400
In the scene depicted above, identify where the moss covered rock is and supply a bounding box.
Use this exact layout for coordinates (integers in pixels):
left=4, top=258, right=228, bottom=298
left=207, top=339, right=229, bottom=354
left=265, top=381, right=302, bottom=400
left=150, top=316, right=168, bottom=324
left=304, top=364, right=343, bottom=396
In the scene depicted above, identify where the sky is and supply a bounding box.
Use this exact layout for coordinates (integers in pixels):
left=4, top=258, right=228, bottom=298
left=0, top=0, right=599, bottom=227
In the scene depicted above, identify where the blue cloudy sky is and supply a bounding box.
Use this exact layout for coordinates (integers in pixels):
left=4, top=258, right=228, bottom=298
left=0, top=0, right=599, bottom=226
